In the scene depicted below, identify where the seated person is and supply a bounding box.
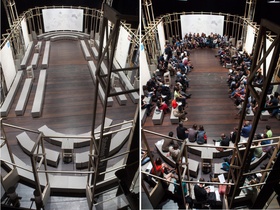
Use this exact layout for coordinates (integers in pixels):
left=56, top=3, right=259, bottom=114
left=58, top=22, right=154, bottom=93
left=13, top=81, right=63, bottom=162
left=148, top=157, right=174, bottom=188
left=173, top=105, right=188, bottom=122
left=174, top=86, right=187, bottom=107
left=214, top=133, right=230, bottom=152
left=171, top=97, right=180, bottom=109
left=173, top=177, right=190, bottom=209
left=241, top=121, right=252, bottom=140
left=260, top=133, right=272, bottom=153
left=194, top=178, right=216, bottom=208
left=188, top=124, right=198, bottom=142
left=252, top=141, right=263, bottom=159
left=167, top=143, right=180, bottom=161
left=141, top=150, right=150, bottom=166
left=141, top=95, right=154, bottom=116
left=196, top=125, right=207, bottom=144
left=230, top=127, right=239, bottom=143
left=162, top=131, right=174, bottom=152
left=176, top=122, right=188, bottom=141
left=156, top=98, right=169, bottom=114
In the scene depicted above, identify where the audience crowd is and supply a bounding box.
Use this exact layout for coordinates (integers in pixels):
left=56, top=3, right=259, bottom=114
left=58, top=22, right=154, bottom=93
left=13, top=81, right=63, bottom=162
left=142, top=31, right=279, bottom=209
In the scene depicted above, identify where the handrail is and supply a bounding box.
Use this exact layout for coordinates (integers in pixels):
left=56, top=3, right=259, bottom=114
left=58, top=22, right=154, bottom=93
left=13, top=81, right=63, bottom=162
left=1, top=120, right=134, bottom=140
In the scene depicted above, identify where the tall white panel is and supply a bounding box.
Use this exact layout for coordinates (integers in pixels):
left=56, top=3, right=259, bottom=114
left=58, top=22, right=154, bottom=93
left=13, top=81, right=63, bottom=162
left=244, top=25, right=255, bottom=55
left=114, top=26, right=131, bottom=68
left=140, top=43, right=151, bottom=90
left=0, top=41, right=17, bottom=90
left=157, top=21, right=166, bottom=54
left=21, top=18, right=30, bottom=49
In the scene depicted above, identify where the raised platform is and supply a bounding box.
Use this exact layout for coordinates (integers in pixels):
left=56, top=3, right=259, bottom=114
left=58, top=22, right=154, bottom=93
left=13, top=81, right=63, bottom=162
left=187, top=140, right=233, bottom=158
left=1, top=142, right=123, bottom=195
left=38, top=117, right=113, bottom=148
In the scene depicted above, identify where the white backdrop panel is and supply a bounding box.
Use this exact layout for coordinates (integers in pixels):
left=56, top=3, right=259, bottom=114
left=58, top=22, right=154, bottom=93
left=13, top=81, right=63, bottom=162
left=0, top=41, right=17, bottom=90
left=21, top=18, right=30, bottom=49
left=261, top=39, right=275, bottom=74
left=180, top=15, right=224, bottom=38
left=157, top=21, right=166, bottom=54
left=244, top=25, right=255, bottom=55
left=140, top=43, right=151, bottom=90
left=115, top=26, right=131, bottom=68
left=42, top=8, right=83, bottom=32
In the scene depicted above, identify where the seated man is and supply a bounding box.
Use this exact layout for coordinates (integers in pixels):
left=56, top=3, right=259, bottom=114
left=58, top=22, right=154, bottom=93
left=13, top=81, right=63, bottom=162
left=194, top=178, right=216, bottom=208
left=188, top=124, right=198, bottom=142
left=162, top=131, right=174, bottom=152
left=241, top=121, right=252, bottom=142
left=176, top=122, right=188, bottom=141
left=167, top=143, right=180, bottom=161
left=214, top=133, right=230, bottom=152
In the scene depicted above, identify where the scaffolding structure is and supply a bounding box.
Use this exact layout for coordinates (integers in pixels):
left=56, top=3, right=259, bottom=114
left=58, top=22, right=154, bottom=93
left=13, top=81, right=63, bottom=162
left=84, top=3, right=139, bottom=210
left=141, top=1, right=280, bottom=209
left=1, top=2, right=139, bottom=210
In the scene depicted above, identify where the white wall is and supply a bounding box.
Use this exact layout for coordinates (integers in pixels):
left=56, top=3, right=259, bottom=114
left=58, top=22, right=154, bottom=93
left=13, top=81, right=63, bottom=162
left=180, top=14, right=224, bottom=38
left=0, top=41, right=17, bottom=90
left=42, top=8, right=83, bottom=32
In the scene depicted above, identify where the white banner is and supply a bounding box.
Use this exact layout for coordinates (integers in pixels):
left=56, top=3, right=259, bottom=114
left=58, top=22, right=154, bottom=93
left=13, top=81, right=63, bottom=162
left=42, top=8, right=83, bottom=32
left=180, top=14, right=224, bottom=38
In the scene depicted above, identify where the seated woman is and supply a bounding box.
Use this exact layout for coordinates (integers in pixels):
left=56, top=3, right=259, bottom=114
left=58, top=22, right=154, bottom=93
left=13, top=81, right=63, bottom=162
left=174, top=86, right=187, bottom=107
left=156, top=98, right=169, bottom=114
left=150, top=157, right=174, bottom=189
left=196, top=125, right=207, bottom=144
left=171, top=97, right=180, bottom=109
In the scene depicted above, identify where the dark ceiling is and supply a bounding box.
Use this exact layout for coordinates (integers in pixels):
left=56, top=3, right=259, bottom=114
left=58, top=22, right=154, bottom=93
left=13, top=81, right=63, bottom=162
left=1, top=0, right=280, bottom=36
left=151, top=0, right=280, bottom=26
left=1, top=0, right=139, bottom=35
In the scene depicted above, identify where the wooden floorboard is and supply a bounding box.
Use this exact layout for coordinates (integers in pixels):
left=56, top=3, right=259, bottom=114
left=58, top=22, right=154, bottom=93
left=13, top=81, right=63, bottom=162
left=142, top=47, right=280, bottom=148
left=2, top=39, right=137, bottom=170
